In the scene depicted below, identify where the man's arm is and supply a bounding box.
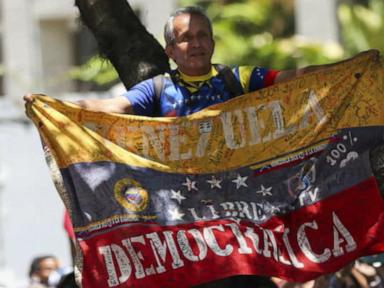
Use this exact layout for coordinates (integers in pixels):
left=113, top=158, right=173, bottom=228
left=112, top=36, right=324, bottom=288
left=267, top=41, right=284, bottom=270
left=274, top=63, right=335, bottom=84
left=76, top=96, right=134, bottom=114
left=23, top=94, right=134, bottom=114
left=274, top=49, right=380, bottom=84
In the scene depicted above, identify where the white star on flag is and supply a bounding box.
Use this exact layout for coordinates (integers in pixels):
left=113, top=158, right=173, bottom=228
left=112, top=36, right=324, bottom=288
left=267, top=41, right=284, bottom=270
left=170, top=190, right=186, bottom=204
left=256, top=185, right=272, bottom=196
left=206, top=176, right=222, bottom=189
left=232, top=174, right=248, bottom=189
left=182, top=177, right=198, bottom=191
left=169, top=208, right=185, bottom=221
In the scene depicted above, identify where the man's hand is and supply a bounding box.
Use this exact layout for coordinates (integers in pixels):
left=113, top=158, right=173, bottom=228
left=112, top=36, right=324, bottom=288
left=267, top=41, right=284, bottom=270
left=23, top=93, right=47, bottom=103
left=23, top=93, right=36, bottom=103
left=23, top=93, right=47, bottom=118
left=23, top=93, right=39, bottom=118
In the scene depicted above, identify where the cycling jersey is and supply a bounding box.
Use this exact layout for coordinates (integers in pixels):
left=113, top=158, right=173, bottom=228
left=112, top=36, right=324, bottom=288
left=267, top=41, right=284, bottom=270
left=123, top=65, right=278, bottom=117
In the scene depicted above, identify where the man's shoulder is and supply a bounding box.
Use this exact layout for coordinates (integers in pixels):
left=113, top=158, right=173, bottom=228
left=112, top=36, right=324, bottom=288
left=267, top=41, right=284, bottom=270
left=128, top=74, right=174, bottom=92
left=214, top=64, right=261, bottom=77
left=146, top=72, right=174, bottom=84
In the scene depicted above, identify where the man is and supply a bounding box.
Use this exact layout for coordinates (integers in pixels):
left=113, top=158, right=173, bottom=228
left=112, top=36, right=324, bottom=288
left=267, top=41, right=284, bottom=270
left=24, top=6, right=361, bottom=288
left=25, top=7, right=309, bottom=115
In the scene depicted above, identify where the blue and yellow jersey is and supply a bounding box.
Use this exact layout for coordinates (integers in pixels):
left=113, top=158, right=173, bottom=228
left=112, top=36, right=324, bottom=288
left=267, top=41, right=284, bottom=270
left=123, top=65, right=278, bottom=117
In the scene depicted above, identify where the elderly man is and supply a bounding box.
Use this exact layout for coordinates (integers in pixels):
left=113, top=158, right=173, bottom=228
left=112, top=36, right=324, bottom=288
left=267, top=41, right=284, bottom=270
left=25, top=7, right=311, bottom=115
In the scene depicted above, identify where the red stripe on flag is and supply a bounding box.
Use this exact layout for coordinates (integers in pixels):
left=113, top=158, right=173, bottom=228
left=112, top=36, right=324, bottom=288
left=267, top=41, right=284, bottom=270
left=79, top=177, right=384, bottom=287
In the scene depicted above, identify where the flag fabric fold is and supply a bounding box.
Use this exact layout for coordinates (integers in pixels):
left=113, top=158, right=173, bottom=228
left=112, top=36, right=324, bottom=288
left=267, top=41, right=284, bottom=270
left=27, top=50, right=384, bottom=287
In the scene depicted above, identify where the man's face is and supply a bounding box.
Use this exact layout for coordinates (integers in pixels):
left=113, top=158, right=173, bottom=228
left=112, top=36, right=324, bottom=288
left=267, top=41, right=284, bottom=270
left=165, top=13, right=214, bottom=76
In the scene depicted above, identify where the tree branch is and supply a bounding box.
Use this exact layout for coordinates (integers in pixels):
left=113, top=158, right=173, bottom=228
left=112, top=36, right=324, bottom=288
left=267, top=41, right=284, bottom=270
left=74, top=0, right=170, bottom=89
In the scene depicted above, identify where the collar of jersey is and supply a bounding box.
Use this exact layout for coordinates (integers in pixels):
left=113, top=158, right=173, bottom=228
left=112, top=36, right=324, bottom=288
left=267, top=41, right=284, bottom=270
left=177, top=66, right=218, bottom=82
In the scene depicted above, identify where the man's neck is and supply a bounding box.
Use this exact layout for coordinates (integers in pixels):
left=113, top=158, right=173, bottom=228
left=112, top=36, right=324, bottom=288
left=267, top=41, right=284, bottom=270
left=177, top=65, right=213, bottom=77
left=177, top=66, right=217, bottom=82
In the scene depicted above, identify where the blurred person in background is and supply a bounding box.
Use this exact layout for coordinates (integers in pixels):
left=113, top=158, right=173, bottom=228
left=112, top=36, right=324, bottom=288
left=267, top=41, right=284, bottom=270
left=28, top=255, right=72, bottom=288
left=28, top=255, right=59, bottom=288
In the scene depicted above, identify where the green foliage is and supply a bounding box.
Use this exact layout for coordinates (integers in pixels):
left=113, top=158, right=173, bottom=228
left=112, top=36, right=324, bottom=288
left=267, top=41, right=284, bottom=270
left=74, top=0, right=384, bottom=87
left=69, top=56, right=119, bottom=86
left=180, top=0, right=342, bottom=69
left=338, top=0, right=384, bottom=56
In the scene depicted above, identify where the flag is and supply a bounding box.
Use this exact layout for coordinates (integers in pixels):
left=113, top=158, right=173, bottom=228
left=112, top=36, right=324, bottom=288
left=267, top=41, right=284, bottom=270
left=26, top=50, right=384, bottom=287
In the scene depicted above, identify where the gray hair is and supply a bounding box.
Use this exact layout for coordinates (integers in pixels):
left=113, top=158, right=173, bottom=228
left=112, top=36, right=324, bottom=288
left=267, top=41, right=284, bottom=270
left=164, top=6, right=213, bottom=46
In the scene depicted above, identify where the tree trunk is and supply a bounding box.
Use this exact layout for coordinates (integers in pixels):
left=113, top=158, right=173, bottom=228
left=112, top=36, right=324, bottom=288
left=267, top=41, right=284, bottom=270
left=74, top=0, right=170, bottom=89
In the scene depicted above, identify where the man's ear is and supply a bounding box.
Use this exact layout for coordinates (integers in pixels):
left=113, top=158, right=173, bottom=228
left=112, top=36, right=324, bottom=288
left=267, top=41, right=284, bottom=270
left=165, top=45, right=174, bottom=60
